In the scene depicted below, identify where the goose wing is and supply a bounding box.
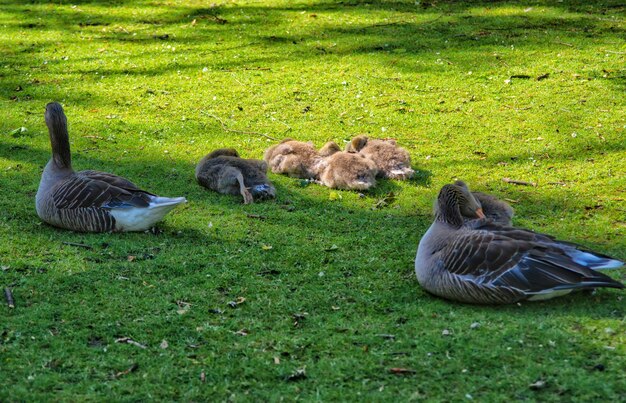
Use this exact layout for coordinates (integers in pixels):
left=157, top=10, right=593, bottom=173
left=441, top=230, right=623, bottom=296
left=52, top=170, right=153, bottom=210
left=474, top=221, right=624, bottom=270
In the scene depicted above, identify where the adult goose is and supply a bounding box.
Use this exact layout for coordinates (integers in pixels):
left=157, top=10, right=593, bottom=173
left=452, top=180, right=514, bottom=226
left=36, top=102, right=186, bottom=232
left=415, top=182, right=624, bottom=304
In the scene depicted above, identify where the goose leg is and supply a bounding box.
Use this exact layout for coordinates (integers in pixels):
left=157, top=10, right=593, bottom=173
left=239, top=179, right=253, bottom=204
left=218, top=167, right=253, bottom=204
left=233, top=170, right=253, bottom=204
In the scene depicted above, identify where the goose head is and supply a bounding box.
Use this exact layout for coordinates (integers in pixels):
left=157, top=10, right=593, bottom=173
left=250, top=183, right=276, bottom=200
left=206, top=148, right=240, bottom=159
left=345, top=135, right=368, bottom=153
left=45, top=102, right=72, bottom=170
left=319, top=141, right=341, bottom=157
left=435, top=182, right=485, bottom=227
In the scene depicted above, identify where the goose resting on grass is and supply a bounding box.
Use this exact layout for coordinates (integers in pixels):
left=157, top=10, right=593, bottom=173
left=263, top=139, right=324, bottom=179
left=36, top=102, right=186, bottom=232
left=195, top=148, right=276, bottom=204
left=317, top=141, right=378, bottom=191
left=415, top=182, right=624, bottom=304
left=346, top=135, right=414, bottom=180
left=452, top=180, right=514, bottom=226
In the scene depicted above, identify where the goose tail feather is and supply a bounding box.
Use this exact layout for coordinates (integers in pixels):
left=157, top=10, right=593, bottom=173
left=149, top=196, right=187, bottom=208
left=565, top=249, right=624, bottom=270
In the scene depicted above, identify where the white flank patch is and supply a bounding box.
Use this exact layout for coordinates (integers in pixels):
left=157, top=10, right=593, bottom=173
left=111, top=196, right=186, bottom=231
left=528, top=289, right=573, bottom=301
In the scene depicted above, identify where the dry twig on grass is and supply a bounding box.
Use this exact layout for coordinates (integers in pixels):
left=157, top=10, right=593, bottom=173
left=115, top=337, right=147, bottom=349
left=62, top=241, right=93, bottom=250
left=503, top=178, right=537, bottom=187
left=201, top=111, right=286, bottom=141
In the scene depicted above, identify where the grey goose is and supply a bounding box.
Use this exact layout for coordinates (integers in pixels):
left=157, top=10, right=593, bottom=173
left=196, top=148, right=276, bottom=204
left=36, top=102, right=186, bottom=232
left=415, top=182, right=623, bottom=304
left=451, top=180, right=514, bottom=226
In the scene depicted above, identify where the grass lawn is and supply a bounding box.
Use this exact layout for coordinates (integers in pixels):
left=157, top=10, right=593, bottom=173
left=1, top=0, right=625, bottom=400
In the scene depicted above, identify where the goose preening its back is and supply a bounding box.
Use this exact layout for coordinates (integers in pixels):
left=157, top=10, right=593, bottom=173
left=36, top=102, right=186, bottom=232
left=451, top=180, right=514, bottom=226
left=415, top=182, right=623, bottom=304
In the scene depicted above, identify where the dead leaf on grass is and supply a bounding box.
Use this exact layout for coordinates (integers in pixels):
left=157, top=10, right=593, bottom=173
left=529, top=379, right=546, bottom=390
left=373, top=192, right=396, bottom=209
left=114, top=363, right=138, bottom=378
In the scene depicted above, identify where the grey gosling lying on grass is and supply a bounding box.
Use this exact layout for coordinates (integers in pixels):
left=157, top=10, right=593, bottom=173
left=415, top=181, right=624, bottom=304
left=36, top=102, right=186, bottom=232
left=453, top=180, right=514, bottom=226
left=195, top=148, right=276, bottom=204
left=317, top=141, right=378, bottom=191
left=263, top=139, right=324, bottom=179
left=346, top=135, right=414, bottom=180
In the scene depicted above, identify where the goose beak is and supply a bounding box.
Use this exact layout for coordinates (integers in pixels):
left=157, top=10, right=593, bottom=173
left=476, top=208, right=485, bottom=219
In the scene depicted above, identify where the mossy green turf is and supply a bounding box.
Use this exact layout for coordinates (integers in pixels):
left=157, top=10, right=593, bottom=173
left=1, top=0, right=625, bottom=400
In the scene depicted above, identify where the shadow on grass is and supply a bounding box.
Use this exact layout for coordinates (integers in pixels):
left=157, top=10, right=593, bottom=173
left=0, top=0, right=623, bottom=300
left=1, top=1, right=625, bottom=92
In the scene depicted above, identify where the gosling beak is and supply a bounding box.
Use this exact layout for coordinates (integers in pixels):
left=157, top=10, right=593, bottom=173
left=476, top=208, right=486, bottom=219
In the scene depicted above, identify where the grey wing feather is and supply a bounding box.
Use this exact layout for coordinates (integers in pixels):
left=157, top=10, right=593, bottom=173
left=443, top=231, right=623, bottom=293
left=52, top=170, right=153, bottom=210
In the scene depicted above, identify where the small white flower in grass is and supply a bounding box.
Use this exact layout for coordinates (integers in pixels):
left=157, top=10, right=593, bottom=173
left=571, top=132, right=577, bottom=138
left=381, top=127, right=386, bottom=132
left=202, top=67, right=208, bottom=72
left=318, top=271, right=325, bottom=277
left=442, top=329, right=451, bottom=336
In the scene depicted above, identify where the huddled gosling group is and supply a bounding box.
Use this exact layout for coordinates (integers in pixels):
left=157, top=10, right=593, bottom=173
left=35, top=102, right=624, bottom=305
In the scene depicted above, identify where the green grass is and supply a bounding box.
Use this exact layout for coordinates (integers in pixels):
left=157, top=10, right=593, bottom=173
left=1, top=0, right=625, bottom=400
